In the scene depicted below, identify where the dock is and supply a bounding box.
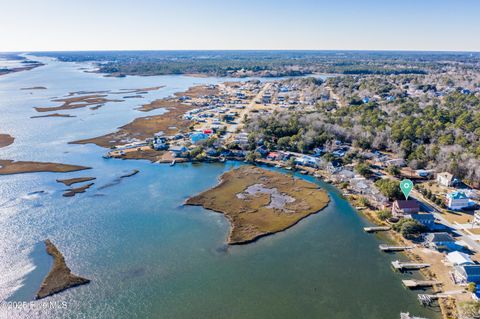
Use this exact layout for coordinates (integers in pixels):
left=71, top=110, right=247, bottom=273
left=364, top=226, right=391, bottom=233
left=400, top=312, right=427, bottom=319
left=379, top=244, right=414, bottom=252
left=392, top=260, right=430, bottom=271
left=402, top=280, right=440, bottom=289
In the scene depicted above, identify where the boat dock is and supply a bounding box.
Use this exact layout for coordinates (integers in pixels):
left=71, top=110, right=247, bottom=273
left=418, top=290, right=465, bottom=305
left=402, top=280, right=440, bottom=289
left=400, top=312, right=427, bottom=319
left=364, top=226, right=391, bottom=233
left=392, top=260, right=430, bottom=270
left=379, top=244, right=414, bottom=252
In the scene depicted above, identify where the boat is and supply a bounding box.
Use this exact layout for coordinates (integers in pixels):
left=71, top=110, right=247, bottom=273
left=275, top=164, right=282, bottom=168
left=219, top=157, right=226, bottom=163
left=170, top=160, right=176, bottom=166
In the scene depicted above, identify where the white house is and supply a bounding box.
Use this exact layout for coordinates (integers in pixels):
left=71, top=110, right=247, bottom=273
left=446, top=191, right=470, bottom=210
left=446, top=251, right=474, bottom=266
left=437, top=172, right=454, bottom=187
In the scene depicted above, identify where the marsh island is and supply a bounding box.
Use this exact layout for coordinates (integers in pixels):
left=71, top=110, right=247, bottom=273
left=186, top=166, right=330, bottom=244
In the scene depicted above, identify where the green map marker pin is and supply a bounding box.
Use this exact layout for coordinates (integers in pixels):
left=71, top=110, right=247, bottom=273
left=400, top=179, right=413, bottom=199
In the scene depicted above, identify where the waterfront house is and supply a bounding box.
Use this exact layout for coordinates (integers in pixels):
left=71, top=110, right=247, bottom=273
left=191, top=133, right=209, bottom=144
left=437, top=172, right=454, bottom=187
left=267, top=152, right=279, bottom=161
left=153, top=137, right=168, bottom=151
left=410, top=213, right=435, bottom=230
left=446, top=251, right=474, bottom=266
left=169, top=146, right=188, bottom=157
left=294, top=155, right=318, bottom=168
left=392, top=200, right=420, bottom=218
left=446, top=191, right=470, bottom=210
left=425, top=232, right=456, bottom=250
left=454, top=265, right=480, bottom=284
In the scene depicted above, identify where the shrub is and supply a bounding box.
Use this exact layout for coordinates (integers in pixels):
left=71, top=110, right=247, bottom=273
left=377, top=210, right=392, bottom=221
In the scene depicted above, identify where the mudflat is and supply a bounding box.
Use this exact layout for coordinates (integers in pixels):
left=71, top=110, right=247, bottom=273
left=36, top=240, right=90, bottom=299
left=185, top=166, right=330, bottom=244
left=0, top=160, right=90, bottom=175
left=0, top=134, right=14, bottom=148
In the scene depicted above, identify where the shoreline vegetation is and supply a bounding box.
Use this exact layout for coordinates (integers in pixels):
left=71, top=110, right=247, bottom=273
left=185, top=166, right=329, bottom=244
left=0, top=160, right=90, bottom=175
left=36, top=240, right=90, bottom=299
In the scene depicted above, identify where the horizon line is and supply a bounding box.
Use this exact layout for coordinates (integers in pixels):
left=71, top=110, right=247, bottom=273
left=2, top=49, right=480, bottom=54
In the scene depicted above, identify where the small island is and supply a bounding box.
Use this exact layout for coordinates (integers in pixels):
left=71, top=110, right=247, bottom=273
left=0, top=160, right=90, bottom=175
left=0, top=133, right=14, bottom=148
left=186, top=166, right=330, bottom=244
left=36, top=240, right=90, bottom=299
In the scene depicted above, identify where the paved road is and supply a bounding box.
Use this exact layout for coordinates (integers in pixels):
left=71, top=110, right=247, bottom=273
left=412, top=189, right=480, bottom=252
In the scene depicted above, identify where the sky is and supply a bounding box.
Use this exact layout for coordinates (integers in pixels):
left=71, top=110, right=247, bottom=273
left=1, top=0, right=479, bottom=52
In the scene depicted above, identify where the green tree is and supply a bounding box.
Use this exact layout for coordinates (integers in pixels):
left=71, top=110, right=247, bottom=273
left=377, top=210, right=392, bottom=221
left=374, top=179, right=403, bottom=201
left=387, top=165, right=401, bottom=177
left=356, top=163, right=372, bottom=177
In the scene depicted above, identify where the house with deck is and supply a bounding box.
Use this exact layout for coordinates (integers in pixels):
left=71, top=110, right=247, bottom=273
left=454, top=265, right=480, bottom=284
left=392, top=200, right=420, bottom=218
left=425, top=232, right=457, bottom=250
left=446, top=251, right=474, bottom=266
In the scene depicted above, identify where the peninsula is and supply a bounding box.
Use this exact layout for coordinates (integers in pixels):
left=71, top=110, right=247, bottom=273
left=186, top=166, right=330, bottom=244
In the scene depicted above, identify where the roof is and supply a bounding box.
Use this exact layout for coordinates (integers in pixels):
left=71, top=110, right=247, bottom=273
left=170, top=146, right=187, bottom=152
left=447, top=251, right=473, bottom=265
left=458, top=265, right=480, bottom=277
left=411, top=213, right=435, bottom=221
left=426, top=232, right=455, bottom=243
left=438, top=172, right=453, bottom=181
left=447, top=191, right=468, bottom=200
left=395, top=200, right=420, bottom=210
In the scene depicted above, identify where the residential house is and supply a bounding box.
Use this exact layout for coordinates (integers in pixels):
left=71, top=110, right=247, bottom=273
left=454, top=265, right=480, bottom=284
left=392, top=200, right=420, bottom=218
left=169, top=146, right=188, bottom=158
left=267, top=152, right=279, bottom=161
left=153, top=137, right=168, bottom=151
left=446, top=191, right=470, bottom=210
left=191, top=133, right=209, bottom=144
left=437, top=172, right=454, bottom=187
left=410, top=213, right=435, bottom=230
left=294, top=155, right=318, bottom=168
left=425, top=232, right=456, bottom=250
left=446, top=251, right=474, bottom=266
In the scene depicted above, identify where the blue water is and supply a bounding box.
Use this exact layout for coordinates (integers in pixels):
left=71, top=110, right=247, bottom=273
left=0, top=57, right=439, bottom=318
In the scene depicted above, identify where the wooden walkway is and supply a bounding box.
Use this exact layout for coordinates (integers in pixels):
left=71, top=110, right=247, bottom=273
left=364, top=226, right=391, bottom=233
left=379, top=244, right=414, bottom=252
left=392, top=260, right=430, bottom=270
left=402, top=280, right=440, bottom=289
